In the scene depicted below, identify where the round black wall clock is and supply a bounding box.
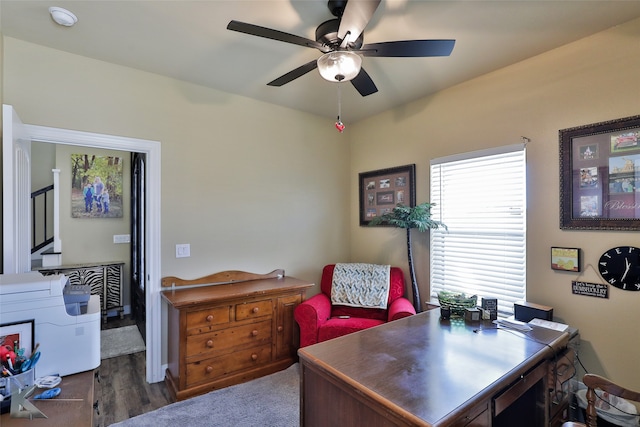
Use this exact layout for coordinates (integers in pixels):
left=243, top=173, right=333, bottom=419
left=598, top=246, right=640, bottom=291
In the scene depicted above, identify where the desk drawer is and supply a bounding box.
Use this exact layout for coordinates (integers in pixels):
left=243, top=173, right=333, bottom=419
left=451, top=401, right=489, bottom=426
left=186, top=320, right=272, bottom=357
left=186, top=306, right=230, bottom=334
left=493, top=361, right=547, bottom=416
left=235, top=299, right=272, bottom=321
left=186, top=343, right=272, bottom=387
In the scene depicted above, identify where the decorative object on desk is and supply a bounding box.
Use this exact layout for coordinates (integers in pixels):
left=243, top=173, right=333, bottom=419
left=10, top=384, right=46, bottom=419
left=100, top=325, right=145, bottom=360
left=481, top=297, right=498, bottom=320
left=597, top=246, right=640, bottom=291
left=559, top=114, right=640, bottom=230
left=369, top=201, right=447, bottom=313
left=551, top=247, right=581, bottom=272
left=464, top=307, right=481, bottom=322
left=71, top=153, right=124, bottom=218
left=437, top=291, right=477, bottom=317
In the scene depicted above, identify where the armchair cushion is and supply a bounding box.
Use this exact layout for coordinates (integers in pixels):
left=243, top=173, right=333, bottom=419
left=294, top=264, right=416, bottom=347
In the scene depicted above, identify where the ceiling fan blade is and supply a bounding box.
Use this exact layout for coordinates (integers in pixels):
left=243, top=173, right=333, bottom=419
left=227, top=20, right=330, bottom=52
left=350, top=67, right=378, bottom=96
left=337, top=0, right=381, bottom=45
left=267, top=60, right=319, bottom=87
left=360, top=39, right=455, bottom=57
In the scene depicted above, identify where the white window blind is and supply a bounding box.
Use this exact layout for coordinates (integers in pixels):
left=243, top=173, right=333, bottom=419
left=430, top=144, right=526, bottom=317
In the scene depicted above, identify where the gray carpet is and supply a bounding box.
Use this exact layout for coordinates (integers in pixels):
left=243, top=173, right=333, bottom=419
left=109, top=363, right=300, bottom=427
left=101, top=325, right=146, bottom=359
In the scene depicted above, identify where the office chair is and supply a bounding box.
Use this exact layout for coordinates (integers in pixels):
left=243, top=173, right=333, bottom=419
left=562, top=373, right=640, bottom=427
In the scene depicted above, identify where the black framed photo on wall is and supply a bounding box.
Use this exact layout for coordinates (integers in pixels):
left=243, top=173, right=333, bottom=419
left=559, top=115, right=640, bottom=230
left=359, top=164, right=416, bottom=226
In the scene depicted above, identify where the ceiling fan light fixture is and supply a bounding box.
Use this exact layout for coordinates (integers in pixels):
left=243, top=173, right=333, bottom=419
left=49, top=7, right=78, bottom=27
left=317, top=51, right=362, bottom=83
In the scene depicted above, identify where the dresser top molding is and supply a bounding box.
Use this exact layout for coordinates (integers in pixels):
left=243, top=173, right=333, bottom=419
left=161, top=269, right=313, bottom=308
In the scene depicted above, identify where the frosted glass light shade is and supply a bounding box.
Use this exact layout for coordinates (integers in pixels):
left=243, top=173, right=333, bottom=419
left=317, top=51, right=362, bottom=82
left=49, top=7, right=78, bottom=27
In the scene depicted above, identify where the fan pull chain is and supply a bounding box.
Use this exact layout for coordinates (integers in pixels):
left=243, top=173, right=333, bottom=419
left=335, top=84, right=345, bottom=133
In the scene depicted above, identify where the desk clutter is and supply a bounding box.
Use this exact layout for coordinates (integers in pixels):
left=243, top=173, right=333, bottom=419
left=437, top=291, right=498, bottom=320
left=437, top=292, right=560, bottom=329
left=0, top=340, right=58, bottom=416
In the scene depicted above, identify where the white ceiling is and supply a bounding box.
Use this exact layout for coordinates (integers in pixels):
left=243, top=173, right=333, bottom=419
left=2, top=1, right=640, bottom=123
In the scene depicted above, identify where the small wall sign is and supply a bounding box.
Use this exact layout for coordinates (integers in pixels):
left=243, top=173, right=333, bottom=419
left=551, top=247, right=580, bottom=272
left=571, top=281, right=609, bottom=298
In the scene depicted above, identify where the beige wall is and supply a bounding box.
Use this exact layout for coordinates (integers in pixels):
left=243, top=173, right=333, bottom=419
left=3, top=16, right=640, bottom=391
left=350, top=17, right=640, bottom=389
left=2, top=37, right=351, bottom=293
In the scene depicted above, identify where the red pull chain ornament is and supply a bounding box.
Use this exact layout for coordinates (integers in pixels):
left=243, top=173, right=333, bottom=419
left=334, top=83, right=345, bottom=133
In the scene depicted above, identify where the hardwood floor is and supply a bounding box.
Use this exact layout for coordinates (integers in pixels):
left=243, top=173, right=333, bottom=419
left=97, top=316, right=171, bottom=426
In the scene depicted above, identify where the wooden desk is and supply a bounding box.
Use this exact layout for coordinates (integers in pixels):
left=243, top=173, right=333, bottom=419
left=298, top=310, right=571, bottom=427
left=0, top=370, right=97, bottom=426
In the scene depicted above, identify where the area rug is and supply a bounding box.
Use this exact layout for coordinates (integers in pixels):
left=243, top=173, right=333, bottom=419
left=101, top=325, right=146, bottom=359
left=109, top=363, right=300, bottom=427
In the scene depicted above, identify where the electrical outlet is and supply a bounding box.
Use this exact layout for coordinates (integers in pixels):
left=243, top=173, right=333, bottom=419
left=176, top=244, right=190, bottom=258
left=113, top=234, right=131, bottom=244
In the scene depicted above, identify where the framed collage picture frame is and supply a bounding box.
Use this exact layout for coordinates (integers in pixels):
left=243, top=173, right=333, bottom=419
left=559, top=115, right=640, bottom=230
left=359, top=164, right=416, bottom=226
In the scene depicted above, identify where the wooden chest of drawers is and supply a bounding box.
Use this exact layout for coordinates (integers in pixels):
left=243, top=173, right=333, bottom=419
left=161, top=272, right=313, bottom=401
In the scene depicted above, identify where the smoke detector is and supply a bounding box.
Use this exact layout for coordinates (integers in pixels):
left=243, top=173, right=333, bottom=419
left=49, top=7, right=77, bottom=27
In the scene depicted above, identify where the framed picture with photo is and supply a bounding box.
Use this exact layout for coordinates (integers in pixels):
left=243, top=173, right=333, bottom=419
left=0, top=319, right=35, bottom=359
left=559, top=115, right=640, bottom=230
left=359, top=164, right=416, bottom=226
left=71, top=153, right=124, bottom=218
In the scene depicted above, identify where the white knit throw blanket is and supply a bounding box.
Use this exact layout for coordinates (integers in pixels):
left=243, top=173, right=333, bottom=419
left=331, top=263, right=391, bottom=309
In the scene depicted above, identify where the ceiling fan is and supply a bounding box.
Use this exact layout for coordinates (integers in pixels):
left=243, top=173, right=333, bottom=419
left=227, top=0, right=455, bottom=97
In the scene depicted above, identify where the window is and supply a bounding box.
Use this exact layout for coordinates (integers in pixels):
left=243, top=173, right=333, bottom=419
left=430, top=144, right=526, bottom=317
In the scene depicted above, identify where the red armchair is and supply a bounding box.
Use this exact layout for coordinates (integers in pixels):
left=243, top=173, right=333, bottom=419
left=294, top=264, right=416, bottom=347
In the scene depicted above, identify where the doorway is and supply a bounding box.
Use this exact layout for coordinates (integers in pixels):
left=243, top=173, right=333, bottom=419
left=3, top=108, right=163, bottom=384
left=131, top=152, right=146, bottom=340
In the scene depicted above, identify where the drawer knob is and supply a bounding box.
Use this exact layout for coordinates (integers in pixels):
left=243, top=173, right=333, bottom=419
left=252, top=307, right=259, bottom=314
left=206, top=366, right=213, bottom=373
left=277, top=326, right=283, bottom=332
left=252, top=330, right=258, bottom=336
left=206, top=340, right=214, bottom=348
left=251, top=353, right=258, bottom=361
left=206, top=315, right=214, bottom=322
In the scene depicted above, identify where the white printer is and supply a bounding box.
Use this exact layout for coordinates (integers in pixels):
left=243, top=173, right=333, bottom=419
left=0, top=272, right=100, bottom=377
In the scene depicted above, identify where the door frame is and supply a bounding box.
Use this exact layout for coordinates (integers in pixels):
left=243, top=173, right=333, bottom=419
left=23, top=123, right=163, bottom=384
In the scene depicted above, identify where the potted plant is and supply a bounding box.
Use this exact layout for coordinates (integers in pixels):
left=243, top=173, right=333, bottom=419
left=369, top=203, right=446, bottom=313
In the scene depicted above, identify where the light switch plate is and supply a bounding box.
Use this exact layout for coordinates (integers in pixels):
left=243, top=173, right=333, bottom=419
left=176, top=244, right=190, bottom=258
left=113, top=234, right=131, bottom=244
